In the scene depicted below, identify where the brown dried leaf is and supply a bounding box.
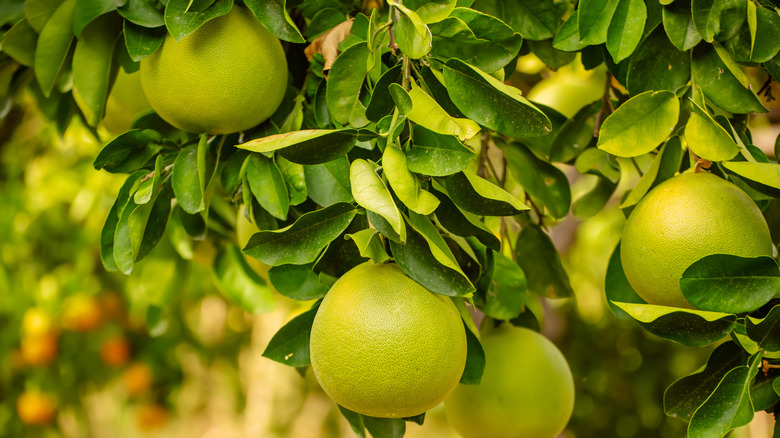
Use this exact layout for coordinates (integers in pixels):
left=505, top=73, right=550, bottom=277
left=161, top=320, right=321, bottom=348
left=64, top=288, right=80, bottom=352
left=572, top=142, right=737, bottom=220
left=303, top=19, right=354, bottom=75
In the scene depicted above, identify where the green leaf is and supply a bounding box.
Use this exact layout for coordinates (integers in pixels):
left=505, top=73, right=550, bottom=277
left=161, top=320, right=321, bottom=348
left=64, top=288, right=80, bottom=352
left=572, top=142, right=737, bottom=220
left=93, top=129, right=163, bottom=173
left=101, top=171, right=146, bottom=271
left=72, top=13, right=120, bottom=127
left=501, top=0, right=556, bottom=40
left=243, top=202, right=357, bottom=266
left=363, top=415, right=406, bottom=438
left=691, top=0, right=745, bottom=43
left=680, top=255, right=780, bottom=314
left=407, top=0, right=456, bottom=24
left=750, top=373, right=780, bottom=411
left=276, top=157, right=307, bottom=206
left=722, top=161, right=780, bottom=197
left=351, top=159, right=406, bottom=242
left=338, top=407, right=366, bottom=438
left=388, top=0, right=432, bottom=59
left=345, top=229, right=390, bottom=264
left=750, top=6, right=780, bottom=63
left=34, top=0, right=76, bottom=97
left=213, top=244, right=275, bottom=313
left=442, top=170, right=529, bottom=216
left=72, top=0, right=117, bottom=37
left=503, top=142, right=571, bottom=219
left=479, top=251, right=526, bottom=320
left=304, top=157, right=354, bottom=206
left=267, top=263, right=329, bottom=301
left=237, top=129, right=366, bottom=165
left=627, top=27, right=692, bottom=95
left=606, top=0, right=647, bottom=63
left=429, top=8, right=523, bottom=72
left=433, top=187, right=500, bottom=251
left=664, top=341, right=749, bottom=421
left=514, top=223, right=574, bottom=298
left=2, top=18, right=38, bottom=67
left=118, top=0, right=165, bottom=28
left=688, top=354, right=762, bottom=437
left=163, top=0, right=232, bottom=42
left=683, top=101, right=740, bottom=161
left=365, top=64, right=402, bottom=122
left=578, top=0, right=621, bottom=45
left=662, top=0, right=703, bottom=51
left=597, top=90, right=679, bottom=157
left=605, top=243, right=647, bottom=318
left=132, top=181, right=172, bottom=263
left=407, top=125, right=476, bottom=177
left=457, top=304, right=485, bottom=384
left=246, top=154, right=289, bottom=220
left=262, top=302, right=319, bottom=366
left=552, top=13, right=587, bottom=52
left=549, top=102, right=600, bottom=164
left=572, top=177, right=618, bottom=219
left=574, top=148, right=621, bottom=183
left=123, top=21, right=165, bottom=62
left=620, top=137, right=684, bottom=208
left=25, top=0, right=61, bottom=33
left=746, top=305, right=780, bottom=352
left=612, top=302, right=737, bottom=347
left=691, top=43, right=767, bottom=114
left=400, top=81, right=480, bottom=141
left=172, top=144, right=205, bottom=214
left=383, top=145, right=440, bottom=215
left=326, top=42, right=370, bottom=127
left=442, top=59, right=552, bottom=138
left=526, top=38, right=577, bottom=71
left=243, top=0, right=305, bottom=43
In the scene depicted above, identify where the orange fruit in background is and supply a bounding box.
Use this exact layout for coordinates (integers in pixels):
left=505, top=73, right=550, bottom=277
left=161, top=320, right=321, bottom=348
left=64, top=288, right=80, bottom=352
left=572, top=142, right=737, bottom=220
left=22, top=308, right=54, bottom=336
left=123, top=362, right=153, bottom=397
left=20, top=332, right=58, bottom=366
left=444, top=324, right=575, bottom=438
left=100, top=335, right=131, bottom=366
left=621, top=172, right=774, bottom=308
left=309, top=262, right=467, bottom=418
left=134, top=402, right=169, bottom=432
left=61, top=294, right=103, bottom=332
left=139, top=6, right=288, bottom=134
left=17, top=390, right=56, bottom=426
left=98, top=292, right=125, bottom=322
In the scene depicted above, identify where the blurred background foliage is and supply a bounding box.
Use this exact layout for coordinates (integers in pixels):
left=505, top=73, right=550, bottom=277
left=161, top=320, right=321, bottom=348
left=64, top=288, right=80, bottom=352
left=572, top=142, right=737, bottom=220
left=0, top=53, right=778, bottom=437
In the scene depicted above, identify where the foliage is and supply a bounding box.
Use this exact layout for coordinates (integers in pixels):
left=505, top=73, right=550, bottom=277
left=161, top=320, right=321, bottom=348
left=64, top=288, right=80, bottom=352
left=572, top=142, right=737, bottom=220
left=1, top=0, right=780, bottom=436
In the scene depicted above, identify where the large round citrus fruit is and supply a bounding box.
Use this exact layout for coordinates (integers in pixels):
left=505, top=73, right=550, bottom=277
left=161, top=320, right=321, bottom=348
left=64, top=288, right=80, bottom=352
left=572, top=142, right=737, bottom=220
left=17, top=390, right=56, bottom=425
left=309, top=262, right=467, bottom=418
left=621, top=172, right=774, bottom=308
left=140, top=6, right=287, bottom=134
left=444, top=324, right=574, bottom=438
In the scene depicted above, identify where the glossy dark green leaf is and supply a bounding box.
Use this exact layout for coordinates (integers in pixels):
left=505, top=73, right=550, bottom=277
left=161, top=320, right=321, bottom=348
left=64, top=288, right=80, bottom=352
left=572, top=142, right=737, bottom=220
left=34, top=0, right=76, bottom=97
left=400, top=82, right=480, bottom=141
left=503, top=143, right=571, bottom=219
left=267, top=263, right=329, bottom=301
left=213, top=244, right=274, bottom=313
left=338, top=406, right=366, bottom=438
left=750, top=6, right=780, bottom=63
left=101, top=171, right=145, bottom=271
left=304, top=157, right=354, bottom=206
left=457, top=305, right=485, bottom=384
left=746, top=304, right=780, bottom=352
left=429, top=8, right=523, bottom=72
left=687, top=354, right=762, bottom=437
left=172, top=144, right=204, bottom=214
left=620, top=137, right=683, bottom=208
left=404, top=0, right=456, bottom=24
left=684, top=101, right=740, bottom=161
left=573, top=177, right=619, bottom=219
left=276, top=157, right=307, bottom=206
left=326, top=42, right=370, bottom=126
left=164, top=0, right=231, bottom=42
left=606, top=0, right=647, bottom=63
left=605, top=243, right=648, bottom=318
left=692, top=0, right=725, bottom=42
left=597, top=90, right=679, bottom=157
left=389, top=0, right=432, bottom=59
left=345, top=229, right=390, bottom=264
left=133, top=182, right=172, bottom=262
left=25, top=0, right=61, bottom=32
left=691, top=43, right=767, bottom=114
left=365, top=64, right=402, bottom=122
left=680, top=255, right=780, bottom=314
left=383, top=145, right=440, bottom=215
left=246, top=153, right=289, bottom=220
left=613, top=302, right=737, bottom=347
left=433, top=187, right=500, bottom=251
left=123, top=21, right=165, bottom=62
left=442, top=59, right=552, bottom=138
left=664, top=341, right=749, bottom=420
left=479, top=251, right=526, bottom=320
left=72, top=13, right=120, bottom=127
left=363, top=415, right=406, bottom=438
left=514, top=223, right=574, bottom=298
left=578, top=0, right=620, bottom=45
left=526, top=38, right=577, bottom=71
left=118, top=0, right=165, bottom=27
left=407, top=125, right=476, bottom=177
left=244, top=202, right=357, bottom=266
left=73, top=0, right=117, bottom=37
left=750, top=373, right=780, bottom=411
left=243, top=0, right=305, bottom=43
left=552, top=13, right=587, bottom=52
left=627, top=27, right=691, bottom=95
left=238, top=129, right=366, bottom=165
left=549, top=103, right=599, bottom=163
left=663, top=0, right=702, bottom=51
left=406, top=211, right=474, bottom=278
left=722, top=161, right=780, bottom=197
left=351, top=159, right=406, bottom=242
left=262, top=302, right=319, bottom=366
left=93, top=129, right=163, bottom=173
left=442, top=170, right=529, bottom=216
left=2, top=18, right=37, bottom=67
